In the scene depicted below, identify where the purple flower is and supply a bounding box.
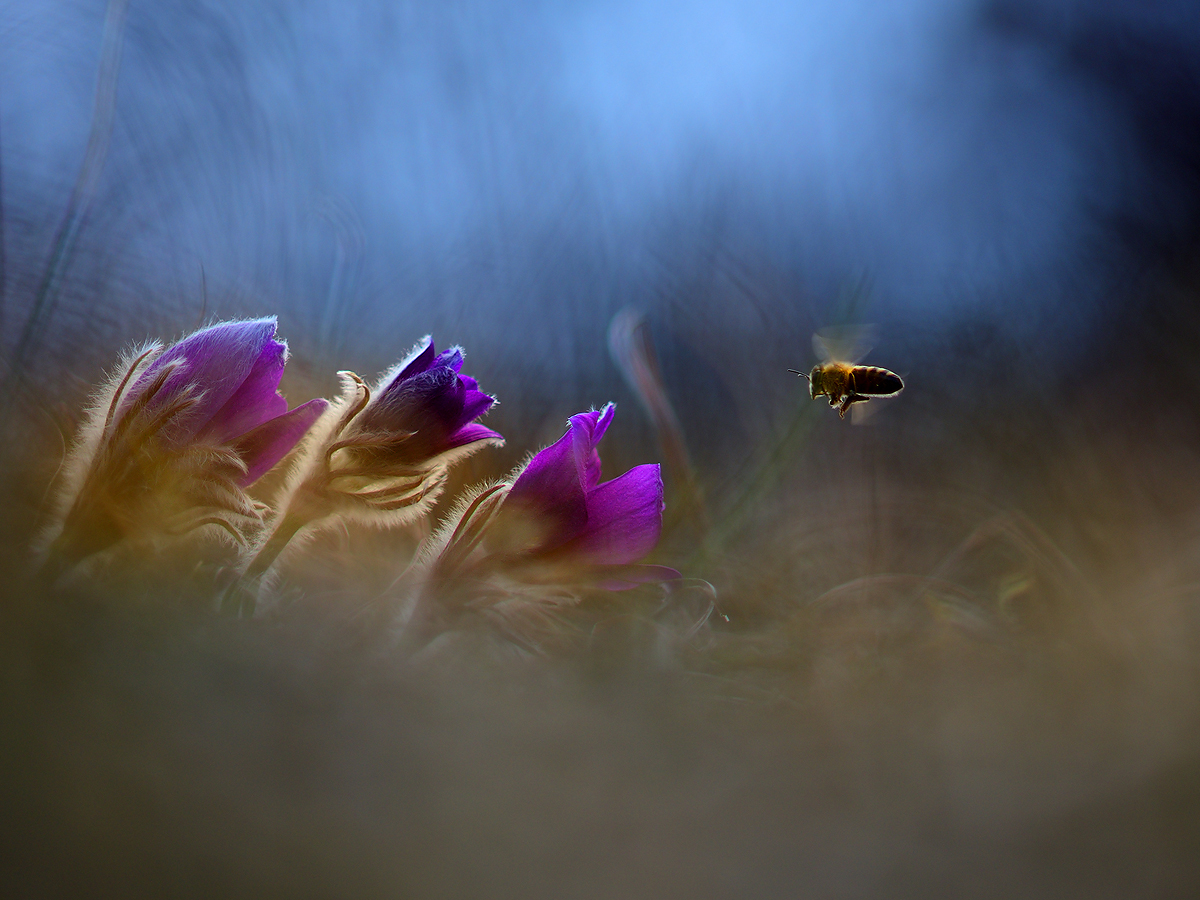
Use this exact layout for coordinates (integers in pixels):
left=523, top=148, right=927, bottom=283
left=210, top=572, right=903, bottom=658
left=119, top=318, right=328, bottom=485
left=495, top=404, right=676, bottom=588
left=431, top=404, right=677, bottom=592
left=350, top=338, right=502, bottom=466
left=239, top=337, right=503, bottom=583
left=40, top=318, right=327, bottom=573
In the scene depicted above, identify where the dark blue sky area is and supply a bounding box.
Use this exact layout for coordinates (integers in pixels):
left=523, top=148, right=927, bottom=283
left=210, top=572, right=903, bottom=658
left=2, top=0, right=1198, bottom=403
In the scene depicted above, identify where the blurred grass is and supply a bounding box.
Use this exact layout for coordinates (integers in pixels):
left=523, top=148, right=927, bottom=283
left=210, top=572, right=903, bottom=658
left=0, top=0, right=130, bottom=428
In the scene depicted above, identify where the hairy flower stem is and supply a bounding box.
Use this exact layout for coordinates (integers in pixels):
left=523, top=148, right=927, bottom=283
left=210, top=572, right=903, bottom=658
left=242, top=511, right=310, bottom=583
left=223, top=501, right=317, bottom=616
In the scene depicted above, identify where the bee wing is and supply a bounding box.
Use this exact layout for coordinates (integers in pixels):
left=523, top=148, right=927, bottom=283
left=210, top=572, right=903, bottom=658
left=849, top=399, right=880, bottom=425
left=812, top=326, right=874, bottom=364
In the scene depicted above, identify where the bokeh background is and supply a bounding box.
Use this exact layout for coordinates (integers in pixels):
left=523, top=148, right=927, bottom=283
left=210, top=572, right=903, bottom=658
left=3, top=0, right=1200, bottom=897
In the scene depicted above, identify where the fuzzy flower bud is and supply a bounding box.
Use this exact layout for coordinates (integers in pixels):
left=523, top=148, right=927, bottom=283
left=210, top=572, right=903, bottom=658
left=240, top=337, right=502, bottom=587
left=39, top=318, right=327, bottom=576
left=409, top=404, right=679, bottom=640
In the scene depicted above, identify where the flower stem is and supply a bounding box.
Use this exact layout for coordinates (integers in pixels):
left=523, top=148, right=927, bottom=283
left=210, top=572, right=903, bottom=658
left=221, top=511, right=310, bottom=616
left=243, top=512, right=309, bottom=582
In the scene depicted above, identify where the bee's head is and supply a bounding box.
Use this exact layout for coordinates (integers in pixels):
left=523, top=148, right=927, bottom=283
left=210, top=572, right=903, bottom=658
left=788, top=366, right=823, bottom=399
left=807, top=366, right=823, bottom=399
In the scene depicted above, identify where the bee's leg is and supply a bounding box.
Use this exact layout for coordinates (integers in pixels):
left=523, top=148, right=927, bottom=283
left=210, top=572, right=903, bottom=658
left=839, top=395, right=868, bottom=418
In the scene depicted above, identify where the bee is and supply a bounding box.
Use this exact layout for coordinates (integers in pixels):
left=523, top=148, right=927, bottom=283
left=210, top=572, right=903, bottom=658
left=790, top=332, right=904, bottom=418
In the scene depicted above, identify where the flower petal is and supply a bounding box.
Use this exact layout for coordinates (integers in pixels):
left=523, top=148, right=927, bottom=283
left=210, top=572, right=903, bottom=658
left=128, top=318, right=281, bottom=444
left=563, top=463, right=664, bottom=566
left=232, top=397, right=329, bottom=485
left=445, top=421, right=504, bottom=449
left=433, top=346, right=464, bottom=373
left=500, top=425, right=589, bottom=552
left=198, top=333, right=289, bottom=444
left=568, top=404, right=614, bottom=491
left=390, top=336, right=436, bottom=384
left=460, top=386, right=495, bottom=423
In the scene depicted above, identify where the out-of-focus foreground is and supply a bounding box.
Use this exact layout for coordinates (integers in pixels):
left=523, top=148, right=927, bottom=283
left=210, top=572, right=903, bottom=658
left=3, top=1, right=1200, bottom=897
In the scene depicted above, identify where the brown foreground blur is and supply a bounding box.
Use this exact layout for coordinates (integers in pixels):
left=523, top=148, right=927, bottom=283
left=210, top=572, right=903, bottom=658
left=3, top=335, right=1200, bottom=900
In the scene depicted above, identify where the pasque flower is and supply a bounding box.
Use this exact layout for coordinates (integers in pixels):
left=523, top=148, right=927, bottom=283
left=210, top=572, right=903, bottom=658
left=417, top=403, right=678, bottom=628
left=240, top=337, right=503, bottom=586
left=487, top=404, right=675, bottom=586
left=39, top=318, right=327, bottom=574
left=344, top=338, right=501, bottom=469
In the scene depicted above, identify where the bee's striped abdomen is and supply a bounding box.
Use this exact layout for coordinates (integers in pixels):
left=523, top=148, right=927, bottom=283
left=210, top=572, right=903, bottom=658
left=849, top=366, right=904, bottom=396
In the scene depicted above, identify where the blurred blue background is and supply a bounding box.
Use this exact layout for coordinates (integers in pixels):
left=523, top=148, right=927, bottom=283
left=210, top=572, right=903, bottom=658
left=3, top=0, right=1199, bottom=416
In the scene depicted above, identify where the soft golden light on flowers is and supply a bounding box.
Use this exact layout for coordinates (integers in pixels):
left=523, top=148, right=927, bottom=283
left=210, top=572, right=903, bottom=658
left=38, top=320, right=326, bottom=580
left=237, top=338, right=503, bottom=593
left=402, top=405, right=678, bottom=647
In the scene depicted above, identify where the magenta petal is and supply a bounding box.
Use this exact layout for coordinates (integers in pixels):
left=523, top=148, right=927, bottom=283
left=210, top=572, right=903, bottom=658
left=504, top=427, right=589, bottom=547
left=445, top=422, right=504, bottom=449
left=568, top=405, right=614, bottom=491
left=232, top=397, right=329, bottom=486
left=433, top=347, right=464, bottom=373
left=132, top=319, right=281, bottom=443
left=199, top=335, right=289, bottom=444
left=568, top=403, right=615, bottom=451
left=565, top=464, right=664, bottom=565
left=460, top=389, right=495, bottom=422
left=392, top=337, right=436, bottom=383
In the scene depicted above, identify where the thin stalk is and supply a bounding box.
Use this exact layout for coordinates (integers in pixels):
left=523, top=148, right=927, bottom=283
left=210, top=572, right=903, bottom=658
left=0, top=0, right=130, bottom=424
left=219, top=511, right=311, bottom=617
left=242, top=512, right=310, bottom=582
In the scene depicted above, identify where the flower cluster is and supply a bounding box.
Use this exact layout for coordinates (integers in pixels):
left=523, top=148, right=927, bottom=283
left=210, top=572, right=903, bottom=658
left=40, top=320, right=677, bottom=641
left=40, top=319, right=326, bottom=577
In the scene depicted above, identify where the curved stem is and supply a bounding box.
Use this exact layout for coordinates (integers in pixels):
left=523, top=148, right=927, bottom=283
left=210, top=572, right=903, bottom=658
left=241, top=511, right=309, bottom=582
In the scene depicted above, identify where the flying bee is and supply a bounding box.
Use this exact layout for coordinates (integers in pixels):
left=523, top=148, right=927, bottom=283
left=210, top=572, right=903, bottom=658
left=789, top=331, right=904, bottom=419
